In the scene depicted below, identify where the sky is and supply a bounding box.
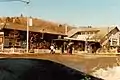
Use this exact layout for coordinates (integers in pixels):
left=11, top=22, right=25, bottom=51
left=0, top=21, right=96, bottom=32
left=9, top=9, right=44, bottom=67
left=0, top=0, right=120, bottom=27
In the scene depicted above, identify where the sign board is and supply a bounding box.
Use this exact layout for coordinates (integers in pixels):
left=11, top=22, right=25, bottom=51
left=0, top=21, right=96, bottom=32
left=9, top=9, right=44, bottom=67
left=0, top=32, right=4, bottom=34
left=29, top=18, right=32, bottom=26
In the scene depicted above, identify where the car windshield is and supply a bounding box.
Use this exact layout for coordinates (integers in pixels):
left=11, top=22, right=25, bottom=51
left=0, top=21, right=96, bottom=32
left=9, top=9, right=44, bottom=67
left=0, top=0, right=120, bottom=80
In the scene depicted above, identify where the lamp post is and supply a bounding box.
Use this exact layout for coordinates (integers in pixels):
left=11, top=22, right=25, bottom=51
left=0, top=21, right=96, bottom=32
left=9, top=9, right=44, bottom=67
left=25, top=1, right=30, bottom=53
left=107, top=27, right=110, bottom=52
left=0, top=0, right=30, bottom=53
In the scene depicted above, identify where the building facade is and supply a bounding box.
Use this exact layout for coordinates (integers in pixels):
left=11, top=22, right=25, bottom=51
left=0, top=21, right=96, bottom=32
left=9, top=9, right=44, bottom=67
left=66, top=27, right=101, bottom=53
left=0, top=23, right=66, bottom=53
left=66, top=26, right=120, bottom=53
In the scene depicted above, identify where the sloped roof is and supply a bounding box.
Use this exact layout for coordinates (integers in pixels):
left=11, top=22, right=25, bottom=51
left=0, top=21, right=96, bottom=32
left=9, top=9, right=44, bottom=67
left=67, top=26, right=119, bottom=43
left=90, top=26, right=120, bottom=45
left=0, top=23, right=66, bottom=35
left=0, top=17, right=73, bottom=35
left=67, top=27, right=100, bottom=37
left=91, top=27, right=116, bottom=40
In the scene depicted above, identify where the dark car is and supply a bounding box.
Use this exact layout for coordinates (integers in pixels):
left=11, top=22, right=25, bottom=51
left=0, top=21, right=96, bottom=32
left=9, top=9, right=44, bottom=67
left=0, top=58, right=103, bottom=80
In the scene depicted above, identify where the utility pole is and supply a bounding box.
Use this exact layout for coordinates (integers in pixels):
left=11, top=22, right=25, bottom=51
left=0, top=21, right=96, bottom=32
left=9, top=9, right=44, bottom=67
left=26, top=1, right=30, bottom=53
left=107, top=27, right=110, bottom=52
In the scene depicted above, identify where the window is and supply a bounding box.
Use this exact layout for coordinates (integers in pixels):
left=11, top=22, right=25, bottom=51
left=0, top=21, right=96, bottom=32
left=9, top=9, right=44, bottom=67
left=111, top=38, right=118, bottom=46
left=93, top=32, right=97, bottom=34
left=82, top=32, right=85, bottom=35
left=90, top=32, right=93, bottom=34
left=87, top=32, right=90, bottom=34
left=78, top=32, right=81, bottom=35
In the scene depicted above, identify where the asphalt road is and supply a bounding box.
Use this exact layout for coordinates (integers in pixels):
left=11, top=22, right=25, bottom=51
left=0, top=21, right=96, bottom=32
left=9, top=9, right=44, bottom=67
left=0, top=53, right=119, bottom=74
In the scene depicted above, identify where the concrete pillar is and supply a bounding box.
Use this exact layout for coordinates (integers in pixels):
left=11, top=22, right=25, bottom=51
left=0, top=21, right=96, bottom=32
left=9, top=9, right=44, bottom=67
left=85, top=40, right=88, bottom=53
left=110, top=38, right=112, bottom=46
left=117, top=38, right=120, bottom=46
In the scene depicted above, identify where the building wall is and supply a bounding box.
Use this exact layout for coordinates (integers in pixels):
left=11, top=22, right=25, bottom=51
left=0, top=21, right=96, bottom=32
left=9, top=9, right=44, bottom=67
left=101, top=27, right=119, bottom=46
left=3, top=28, right=65, bottom=49
left=109, top=32, right=120, bottom=46
left=3, top=29, right=26, bottom=48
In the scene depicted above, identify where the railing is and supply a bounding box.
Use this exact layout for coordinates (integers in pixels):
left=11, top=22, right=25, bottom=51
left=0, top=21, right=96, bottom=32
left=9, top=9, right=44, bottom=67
left=3, top=48, right=26, bottom=53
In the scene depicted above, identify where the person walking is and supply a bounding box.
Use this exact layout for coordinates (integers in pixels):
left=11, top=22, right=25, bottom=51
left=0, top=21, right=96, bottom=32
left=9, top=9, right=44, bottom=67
left=61, top=44, right=64, bottom=54
left=50, top=44, right=55, bottom=54
left=67, top=42, right=73, bottom=55
left=69, top=45, right=73, bottom=54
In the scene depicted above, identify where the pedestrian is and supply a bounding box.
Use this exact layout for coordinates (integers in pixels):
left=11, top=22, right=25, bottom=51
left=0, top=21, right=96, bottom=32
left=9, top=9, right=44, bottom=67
left=66, top=44, right=70, bottom=54
left=67, top=42, right=73, bottom=55
left=61, top=45, right=64, bottom=54
left=69, top=44, right=73, bottom=54
left=50, top=44, right=55, bottom=54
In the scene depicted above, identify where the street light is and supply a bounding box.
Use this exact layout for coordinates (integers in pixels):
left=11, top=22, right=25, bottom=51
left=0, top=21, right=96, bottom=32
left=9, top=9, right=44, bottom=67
left=0, top=0, right=30, bottom=3
left=0, top=0, right=30, bottom=53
